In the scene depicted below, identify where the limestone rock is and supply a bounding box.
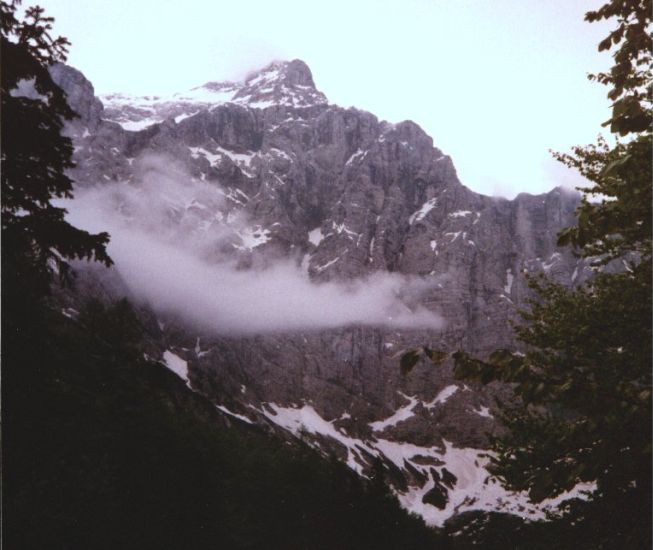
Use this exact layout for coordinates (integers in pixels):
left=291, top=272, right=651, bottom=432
left=51, top=60, right=585, bottom=526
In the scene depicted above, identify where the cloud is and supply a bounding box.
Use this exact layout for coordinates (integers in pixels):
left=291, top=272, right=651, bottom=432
left=540, top=156, right=590, bottom=192
left=210, top=41, right=290, bottom=83
left=63, top=155, right=444, bottom=335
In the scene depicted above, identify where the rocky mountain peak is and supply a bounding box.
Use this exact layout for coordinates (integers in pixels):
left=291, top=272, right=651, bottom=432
left=49, top=63, right=104, bottom=131
left=98, top=59, right=327, bottom=130
left=51, top=60, right=588, bottom=527
left=245, top=59, right=317, bottom=89
left=229, top=58, right=326, bottom=108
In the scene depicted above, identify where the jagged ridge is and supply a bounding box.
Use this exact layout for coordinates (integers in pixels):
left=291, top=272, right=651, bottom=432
left=100, top=59, right=328, bottom=130
left=51, top=59, right=589, bottom=526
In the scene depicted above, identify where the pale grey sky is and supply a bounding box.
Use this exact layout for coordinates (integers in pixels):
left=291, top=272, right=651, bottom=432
left=36, top=0, right=614, bottom=197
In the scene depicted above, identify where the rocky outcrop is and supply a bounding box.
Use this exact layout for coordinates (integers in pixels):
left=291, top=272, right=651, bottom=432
left=51, top=60, right=587, bottom=526
left=50, top=63, right=104, bottom=130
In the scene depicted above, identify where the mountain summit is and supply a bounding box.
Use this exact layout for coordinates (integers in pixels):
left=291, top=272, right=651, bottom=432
left=232, top=59, right=325, bottom=107
left=100, top=59, right=327, bottom=130
left=243, top=59, right=318, bottom=89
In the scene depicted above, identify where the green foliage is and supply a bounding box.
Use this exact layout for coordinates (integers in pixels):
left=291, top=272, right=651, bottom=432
left=400, top=348, right=422, bottom=375
left=442, top=0, right=652, bottom=506
left=399, top=346, right=448, bottom=375
left=409, top=1, right=652, bottom=546
left=1, top=0, right=112, bottom=314
left=553, top=134, right=651, bottom=262
left=446, top=501, right=652, bottom=550
left=447, top=266, right=651, bottom=498
left=585, top=0, right=652, bottom=135
left=553, top=0, right=651, bottom=264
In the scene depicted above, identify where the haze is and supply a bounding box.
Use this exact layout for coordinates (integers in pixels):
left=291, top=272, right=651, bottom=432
left=61, top=156, right=444, bottom=335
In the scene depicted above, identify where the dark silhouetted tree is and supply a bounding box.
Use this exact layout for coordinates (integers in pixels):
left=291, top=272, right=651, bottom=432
left=408, top=1, right=651, bottom=546
left=1, top=0, right=112, bottom=331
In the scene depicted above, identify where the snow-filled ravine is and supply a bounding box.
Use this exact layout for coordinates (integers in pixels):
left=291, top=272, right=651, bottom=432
left=248, top=400, right=595, bottom=527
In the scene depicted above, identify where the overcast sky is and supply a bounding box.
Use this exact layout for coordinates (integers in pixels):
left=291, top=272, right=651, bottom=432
left=36, top=0, right=614, bottom=198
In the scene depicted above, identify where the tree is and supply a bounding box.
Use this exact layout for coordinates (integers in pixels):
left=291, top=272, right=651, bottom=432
left=406, top=0, right=651, bottom=545
left=1, top=0, right=112, bottom=323
left=585, top=0, right=652, bottom=137
left=554, top=0, right=651, bottom=262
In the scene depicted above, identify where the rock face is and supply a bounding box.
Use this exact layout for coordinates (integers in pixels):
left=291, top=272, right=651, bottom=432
left=49, top=63, right=104, bottom=130
left=51, top=60, right=589, bottom=526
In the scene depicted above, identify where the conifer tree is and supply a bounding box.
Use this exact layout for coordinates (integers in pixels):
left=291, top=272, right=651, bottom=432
left=1, top=0, right=112, bottom=325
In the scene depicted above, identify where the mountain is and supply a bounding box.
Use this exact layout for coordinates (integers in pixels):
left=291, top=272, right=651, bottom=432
left=50, top=59, right=591, bottom=527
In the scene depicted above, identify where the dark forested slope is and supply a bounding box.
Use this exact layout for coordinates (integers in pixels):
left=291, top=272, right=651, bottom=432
left=3, top=299, right=443, bottom=550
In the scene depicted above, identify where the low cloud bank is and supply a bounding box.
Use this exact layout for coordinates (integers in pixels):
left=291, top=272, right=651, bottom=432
left=63, top=156, right=444, bottom=335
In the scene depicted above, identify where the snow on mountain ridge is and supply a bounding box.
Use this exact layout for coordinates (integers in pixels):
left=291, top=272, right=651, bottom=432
left=101, top=59, right=327, bottom=130
left=255, top=400, right=595, bottom=527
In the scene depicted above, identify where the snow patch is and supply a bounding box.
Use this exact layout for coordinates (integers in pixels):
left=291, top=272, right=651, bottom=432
left=256, top=402, right=596, bottom=527
left=61, top=307, right=79, bottom=319
left=333, top=222, right=358, bottom=239
left=345, top=149, right=366, bottom=166
left=120, top=118, right=162, bottom=131
left=370, top=393, right=418, bottom=431
left=424, top=385, right=459, bottom=408
left=266, top=147, right=292, bottom=162
left=189, top=146, right=221, bottom=165
left=473, top=405, right=493, bottom=419
left=260, top=403, right=377, bottom=475
left=571, top=265, right=581, bottom=283
left=504, top=268, right=514, bottom=294
left=315, top=257, right=340, bottom=273
left=176, top=85, right=237, bottom=104
left=162, top=350, right=189, bottom=384
left=542, top=252, right=562, bottom=273
left=409, top=198, right=438, bottom=225
left=216, top=404, right=253, bottom=424
left=189, top=145, right=256, bottom=174
left=392, top=439, right=595, bottom=527
left=237, top=226, right=271, bottom=250
left=308, top=227, right=323, bottom=246
left=449, top=210, right=472, bottom=218
left=175, top=110, right=199, bottom=123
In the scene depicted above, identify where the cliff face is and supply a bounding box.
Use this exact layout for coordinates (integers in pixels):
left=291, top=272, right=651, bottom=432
left=52, top=60, right=588, bottom=525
